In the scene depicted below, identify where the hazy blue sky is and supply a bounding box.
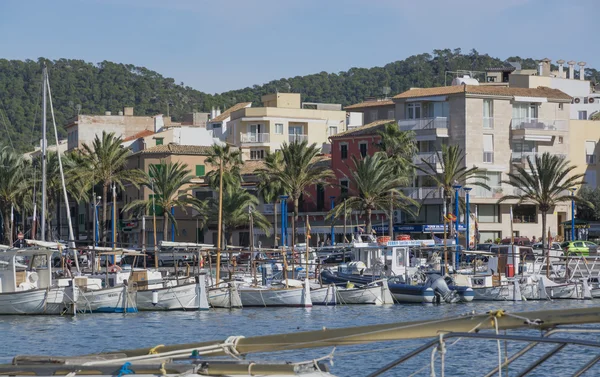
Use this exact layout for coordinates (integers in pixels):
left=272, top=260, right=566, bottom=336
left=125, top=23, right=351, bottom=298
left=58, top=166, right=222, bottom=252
left=2, top=0, right=596, bottom=93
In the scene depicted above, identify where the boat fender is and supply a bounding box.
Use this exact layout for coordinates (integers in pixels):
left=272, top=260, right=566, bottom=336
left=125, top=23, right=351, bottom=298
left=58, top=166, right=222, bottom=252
left=152, top=290, right=159, bottom=305
left=28, top=272, right=39, bottom=284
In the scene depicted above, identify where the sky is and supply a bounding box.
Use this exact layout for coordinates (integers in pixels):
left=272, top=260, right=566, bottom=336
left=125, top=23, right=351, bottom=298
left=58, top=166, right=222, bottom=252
left=1, top=0, right=597, bottom=94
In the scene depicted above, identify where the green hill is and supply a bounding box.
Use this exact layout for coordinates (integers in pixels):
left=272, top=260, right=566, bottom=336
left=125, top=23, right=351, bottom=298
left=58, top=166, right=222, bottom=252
left=1, top=49, right=597, bottom=151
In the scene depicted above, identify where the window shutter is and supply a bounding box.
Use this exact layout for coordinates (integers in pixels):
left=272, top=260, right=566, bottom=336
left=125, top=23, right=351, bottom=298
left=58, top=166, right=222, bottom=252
left=196, top=165, right=205, bottom=177
left=483, top=135, right=494, bottom=152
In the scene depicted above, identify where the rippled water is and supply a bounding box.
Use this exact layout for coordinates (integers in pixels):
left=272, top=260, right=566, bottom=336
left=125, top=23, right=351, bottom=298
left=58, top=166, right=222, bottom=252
left=1, top=300, right=600, bottom=376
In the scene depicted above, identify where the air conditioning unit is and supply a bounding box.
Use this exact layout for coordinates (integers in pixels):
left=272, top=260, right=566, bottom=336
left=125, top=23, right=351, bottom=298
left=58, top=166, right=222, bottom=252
left=589, top=97, right=596, bottom=104
left=393, top=210, right=402, bottom=224
left=574, top=97, right=583, bottom=104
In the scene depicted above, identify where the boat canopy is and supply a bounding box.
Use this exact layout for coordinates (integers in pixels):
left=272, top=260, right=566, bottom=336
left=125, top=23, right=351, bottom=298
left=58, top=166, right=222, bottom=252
left=159, top=241, right=214, bottom=248
left=25, top=240, right=66, bottom=249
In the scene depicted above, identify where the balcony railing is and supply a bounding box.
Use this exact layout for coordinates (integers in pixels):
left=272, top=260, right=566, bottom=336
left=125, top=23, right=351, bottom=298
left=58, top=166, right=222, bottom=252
left=512, top=152, right=566, bottom=163
left=398, top=117, right=448, bottom=131
left=511, top=118, right=567, bottom=131
left=401, top=187, right=443, bottom=200
left=262, top=203, right=275, bottom=214
left=413, top=152, right=439, bottom=165
left=289, top=134, right=308, bottom=143
left=472, top=186, right=504, bottom=199
left=240, top=132, right=270, bottom=143
left=483, top=117, right=494, bottom=129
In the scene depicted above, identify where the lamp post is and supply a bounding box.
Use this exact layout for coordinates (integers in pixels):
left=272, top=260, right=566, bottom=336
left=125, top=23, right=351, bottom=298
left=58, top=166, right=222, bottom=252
left=330, top=196, right=336, bottom=246
left=571, top=187, right=577, bottom=241
left=280, top=195, right=289, bottom=248
left=463, top=187, right=472, bottom=250
left=453, top=185, right=462, bottom=268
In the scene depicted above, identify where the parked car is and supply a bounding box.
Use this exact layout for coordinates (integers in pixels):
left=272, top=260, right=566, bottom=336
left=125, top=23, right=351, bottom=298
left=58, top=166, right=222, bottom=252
left=561, top=241, right=598, bottom=256
left=531, top=242, right=564, bottom=257
left=158, top=251, right=197, bottom=267
left=121, top=253, right=155, bottom=268
left=476, top=243, right=494, bottom=252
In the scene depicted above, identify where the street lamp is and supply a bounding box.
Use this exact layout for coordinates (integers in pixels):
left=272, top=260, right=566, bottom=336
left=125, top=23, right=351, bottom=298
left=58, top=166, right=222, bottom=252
left=571, top=187, right=577, bottom=241
left=453, top=185, right=462, bottom=268
left=463, top=187, right=472, bottom=250
left=330, top=196, right=335, bottom=246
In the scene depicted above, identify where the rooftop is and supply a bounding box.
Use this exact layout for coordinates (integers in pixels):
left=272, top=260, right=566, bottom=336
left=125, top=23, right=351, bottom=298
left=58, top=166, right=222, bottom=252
left=208, top=102, right=252, bottom=123
left=393, top=85, right=572, bottom=101
left=344, top=99, right=395, bottom=110
left=135, top=144, right=213, bottom=156
left=330, top=119, right=394, bottom=139
left=122, top=129, right=155, bottom=142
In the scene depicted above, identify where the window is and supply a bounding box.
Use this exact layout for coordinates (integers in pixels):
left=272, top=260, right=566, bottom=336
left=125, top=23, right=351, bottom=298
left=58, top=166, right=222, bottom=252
left=149, top=164, right=163, bottom=178
left=559, top=103, right=564, bottom=110
left=406, top=103, right=421, bottom=119
left=513, top=205, right=537, bottom=223
left=387, top=110, right=395, bottom=119
left=328, top=126, right=338, bottom=136
left=579, top=111, right=588, bottom=120
left=195, top=191, right=212, bottom=200
left=369, top=110, right=378, bottom=122
left=340, top=143, right=348, bottom=159
left=558, top=136, right=564, bottom=144
left=275, top=123, right=283, bottom=134
left=585, top=170, right=597, bottom=187
left=340, top=179, right=349, bottom=196
left=477, top=204, right=500, bottom=223
left=586, top=141, right=596, bottom=164
left=196, top=228, right=205, bottom=243
left=78, top=213, right=85, bottom=225
left=483, top=134, right=493, bottom=163
left=359, top=142, right=368, bottom=157
left=479, top=231, right=501, bottom=244
left=483, top=99, right=494, bottom=129
left=316, top=184, right=325, bottom=211
left=155, top=138, right=164, bottom=146
left=195, top=165, right=205, bottom=177
left=250, top=149, right=265, bottom=160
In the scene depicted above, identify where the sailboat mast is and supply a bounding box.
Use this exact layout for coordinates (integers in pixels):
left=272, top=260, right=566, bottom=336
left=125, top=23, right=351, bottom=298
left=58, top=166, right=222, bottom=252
left=40, top=65, right=47, bottom=241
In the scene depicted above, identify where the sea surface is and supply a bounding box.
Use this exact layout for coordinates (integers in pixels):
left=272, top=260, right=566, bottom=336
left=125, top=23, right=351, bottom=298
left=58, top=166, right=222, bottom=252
left=1, top=300, right=600, bottom=376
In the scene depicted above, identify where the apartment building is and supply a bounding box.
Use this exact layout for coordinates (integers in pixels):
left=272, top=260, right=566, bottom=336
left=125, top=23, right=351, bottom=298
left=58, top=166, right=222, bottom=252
left=344, top=99, right=395, bottom=124
left=206, top=102, right=252, bottom=140
left=65, top=107, right=178, bottom=150
left=392, top=83, right=572, bottom=243
left=224, top=93, right=347, bottom=160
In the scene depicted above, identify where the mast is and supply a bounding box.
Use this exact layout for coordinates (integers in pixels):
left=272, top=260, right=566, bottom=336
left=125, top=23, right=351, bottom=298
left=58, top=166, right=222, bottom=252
left=215, top=158, right=224, bottom=283
left=40, top=65, right=47, bottom=241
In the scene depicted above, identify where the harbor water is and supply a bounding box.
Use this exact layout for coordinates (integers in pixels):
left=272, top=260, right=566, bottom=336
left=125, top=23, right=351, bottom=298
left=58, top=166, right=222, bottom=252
left=2, top=300, right=600, bottom=376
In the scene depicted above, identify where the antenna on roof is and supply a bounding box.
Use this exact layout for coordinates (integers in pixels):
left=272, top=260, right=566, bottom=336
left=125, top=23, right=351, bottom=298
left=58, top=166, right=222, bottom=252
left=381, top=86, right=391, bottom=99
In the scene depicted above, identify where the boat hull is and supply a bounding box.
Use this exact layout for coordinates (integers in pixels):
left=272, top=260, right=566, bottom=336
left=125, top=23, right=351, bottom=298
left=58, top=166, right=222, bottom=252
left=336, top=285, right=383, bottom=305
left=137, top=283, right=201, bottom=311
left=209, top=286, right=242, bottom=308
left=80, top=286, right=137, bottom=313
left=0, top=288, right=68, bottom=315
left=472, top=286, right=516, bottom=301
left=388, top=283, right=435, bottom=303
left=239, top=287, right=308, bottom=307
left=310, top=285, right=337, bottom=306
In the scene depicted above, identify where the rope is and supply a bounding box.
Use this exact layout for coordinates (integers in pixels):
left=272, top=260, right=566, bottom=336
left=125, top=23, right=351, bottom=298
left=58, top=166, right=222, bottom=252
left=247, top=362, right=256, bottom=376
left=148, top=345, right=165, bottom=355
left=117, top=362, right=135, bottom=377
left=222, top=336, right=245, bottom=359
left=438, top=334, right=446, bottom=377
left=429, top=347, right=437, bottom=377
left=159, top=361, right=167, bottom=376
left=493, top=317, right=502, bottom=377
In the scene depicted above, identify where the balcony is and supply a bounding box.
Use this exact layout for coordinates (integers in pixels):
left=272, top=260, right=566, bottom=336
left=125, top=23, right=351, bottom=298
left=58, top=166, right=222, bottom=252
left=398, top=117, right=448, bottom=140
left=511, top=118, right=567, bottom=142
left=413, top=152, right=439, bottom=165
left=261, top=203, right=275, bottom=215
left=240, top=132, right=270, bottom=144
left=511, top=152, right=566, bottom=165
left=289, top=134, right=308, bottom=143
left=401, top=187, right=443, bottom=200
left=471, top=186, right=505, bottom=199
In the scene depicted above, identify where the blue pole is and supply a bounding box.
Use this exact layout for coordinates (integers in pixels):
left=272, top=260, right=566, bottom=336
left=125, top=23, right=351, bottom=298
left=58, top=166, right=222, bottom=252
left=171, top=207, right=175, bottom=241
left=571, top=188, right=576, bottom=241
left=453, top=185, right=461, bottom=268
left=464, top=188, right=472, bottom=250
left=280, top=195, right=288, bottom=247
left=330, top=196, right=335, bottom=246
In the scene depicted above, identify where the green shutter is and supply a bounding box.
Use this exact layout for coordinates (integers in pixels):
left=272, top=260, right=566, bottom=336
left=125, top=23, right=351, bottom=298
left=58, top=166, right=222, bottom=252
left=155, top=138, right=163, bottom=146
left=196, top=165, right=205, bottom=177
left=149, top=194, right=164, bottom=215
left=149, top=164, right=163, bottom=178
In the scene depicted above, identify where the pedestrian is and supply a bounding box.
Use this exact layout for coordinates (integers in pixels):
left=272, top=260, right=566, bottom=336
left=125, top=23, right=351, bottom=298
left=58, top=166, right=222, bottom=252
left=13, top=232, right=26, bottom=248
left=65, top=258, right=73, bottom=278
left=532, top=235, right=537, bottom=243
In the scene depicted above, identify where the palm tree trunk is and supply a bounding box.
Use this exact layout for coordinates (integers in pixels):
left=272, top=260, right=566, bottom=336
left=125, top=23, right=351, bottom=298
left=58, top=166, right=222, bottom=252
left=542, top=211, right=549, bottom=278
left=366, top=208, right=372, bottom=235
left=163, top=209, right=168, bottom=243
left=101, top=183, right=108, bottom=245
left=388, top=193, right=394, bottom=239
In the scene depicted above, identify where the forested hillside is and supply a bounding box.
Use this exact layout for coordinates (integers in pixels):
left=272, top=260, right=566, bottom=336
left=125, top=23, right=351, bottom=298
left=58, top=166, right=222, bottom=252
left=1, top=49, right=598, bottom=151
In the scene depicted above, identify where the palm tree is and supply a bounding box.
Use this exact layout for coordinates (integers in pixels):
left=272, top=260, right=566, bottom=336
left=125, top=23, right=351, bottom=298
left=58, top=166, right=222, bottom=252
left=416, top=144, right=490, bottom=218
left=207, top=184, right=271, bottom=247
left=0, top=147, right=29, bottom=245
left=377, top=123, right=417, bottom=237
left=256, top=150, right=285, bottom=247
left=76, top=131, right=145, bottom=244
left=205, top=144, right=243, bottom=192
left=499, top=152, right=588, bottom=276
left=124, top=161, right=206, bottom=242
left=328, top=152, right=417, bottom=234
left=274, top=141, right=333, bottom=249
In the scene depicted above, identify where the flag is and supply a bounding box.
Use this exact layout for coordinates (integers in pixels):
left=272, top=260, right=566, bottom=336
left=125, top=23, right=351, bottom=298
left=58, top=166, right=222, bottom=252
left=306, top=216, right=311, bottom=240
left=510, top=206, right=514, bottom=223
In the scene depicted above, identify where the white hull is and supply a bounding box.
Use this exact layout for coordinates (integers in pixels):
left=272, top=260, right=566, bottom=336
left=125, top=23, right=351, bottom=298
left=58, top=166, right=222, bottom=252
left=209, top=286, right=242, bottom=308
left=310, top=285, right=337, bottom=305
left=337, top=286, right=383, bottom=305
left=79, top=286, right=137, bottom=313
left=0, top=288, right=68, bottom=315
left=521, top=280, right=584, bottom=300
left=239, top=286, right=309, bottom=307
left=472, top=286, right=517, bottom=301
left=137, top=283, right=202, bottom=311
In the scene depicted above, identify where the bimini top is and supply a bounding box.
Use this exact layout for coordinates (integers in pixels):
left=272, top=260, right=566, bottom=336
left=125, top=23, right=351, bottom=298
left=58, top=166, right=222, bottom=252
left=159, top=241, right=214, bottom=249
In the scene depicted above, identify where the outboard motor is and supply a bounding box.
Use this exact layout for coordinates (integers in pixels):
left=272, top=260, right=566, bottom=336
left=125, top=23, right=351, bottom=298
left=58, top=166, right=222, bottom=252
left=426, top=274, right=459, bottom=303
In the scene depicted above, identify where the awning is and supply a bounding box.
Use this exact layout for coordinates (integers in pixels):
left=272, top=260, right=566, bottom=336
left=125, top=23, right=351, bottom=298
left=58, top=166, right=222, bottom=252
left=513, top=96, right=547, bottom=103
